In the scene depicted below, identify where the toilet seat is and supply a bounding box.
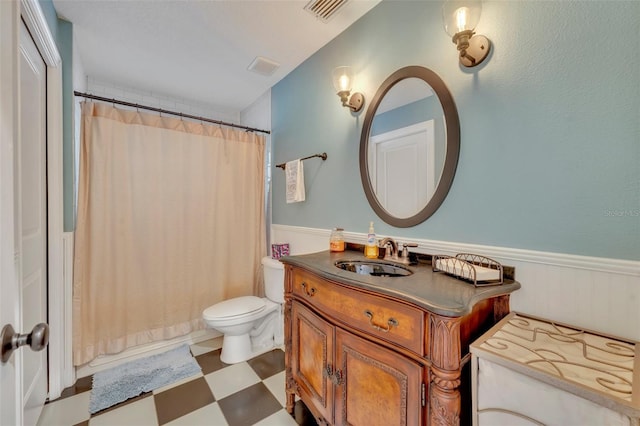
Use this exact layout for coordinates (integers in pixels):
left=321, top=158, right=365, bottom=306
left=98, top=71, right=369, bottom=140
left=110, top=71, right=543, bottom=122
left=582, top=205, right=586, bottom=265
left=203, top=296, right=266, bottom=321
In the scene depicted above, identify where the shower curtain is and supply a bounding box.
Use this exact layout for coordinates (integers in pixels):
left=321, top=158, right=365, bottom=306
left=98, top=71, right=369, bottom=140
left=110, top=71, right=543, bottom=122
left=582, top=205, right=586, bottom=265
left=73, top=102, right=266, bottom=365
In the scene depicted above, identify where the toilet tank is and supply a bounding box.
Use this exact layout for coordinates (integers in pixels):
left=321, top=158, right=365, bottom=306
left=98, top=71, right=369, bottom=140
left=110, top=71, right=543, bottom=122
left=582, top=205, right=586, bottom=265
left=262, top=256, right=285, bottom=304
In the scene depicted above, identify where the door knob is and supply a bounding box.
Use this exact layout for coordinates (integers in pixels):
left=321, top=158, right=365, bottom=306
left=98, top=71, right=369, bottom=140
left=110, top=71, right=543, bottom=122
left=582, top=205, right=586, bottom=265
left=1, top=323, right=49, bottom=363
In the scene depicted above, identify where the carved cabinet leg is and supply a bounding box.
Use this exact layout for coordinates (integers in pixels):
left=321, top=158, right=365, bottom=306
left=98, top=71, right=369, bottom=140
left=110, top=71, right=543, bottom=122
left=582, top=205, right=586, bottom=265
left=430, top=367, right=461, bottom=425
left=430, top=315, right=462, bottom=425
left=285, top=378, right=296, bottom=414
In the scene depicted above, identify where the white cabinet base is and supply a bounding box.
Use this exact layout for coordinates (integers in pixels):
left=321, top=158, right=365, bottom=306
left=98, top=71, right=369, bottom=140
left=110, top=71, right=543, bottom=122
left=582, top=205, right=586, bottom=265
left=474, top=357, right=635, bottom=425
left=471, top=312, right=640, bottom=426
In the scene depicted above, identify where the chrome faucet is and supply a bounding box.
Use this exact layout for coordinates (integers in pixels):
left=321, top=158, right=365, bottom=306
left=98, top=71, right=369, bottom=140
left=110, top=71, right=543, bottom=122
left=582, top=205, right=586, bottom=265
left=399, top=242, right=418, bottom=264
left=378, top=238, right=418, bottom=264
left=378, top=238, right=398, bottom=260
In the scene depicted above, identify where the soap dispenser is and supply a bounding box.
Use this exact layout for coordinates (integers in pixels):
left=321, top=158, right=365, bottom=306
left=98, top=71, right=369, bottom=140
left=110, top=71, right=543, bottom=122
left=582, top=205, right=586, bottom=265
left=364, top=221, right=379, bottom=259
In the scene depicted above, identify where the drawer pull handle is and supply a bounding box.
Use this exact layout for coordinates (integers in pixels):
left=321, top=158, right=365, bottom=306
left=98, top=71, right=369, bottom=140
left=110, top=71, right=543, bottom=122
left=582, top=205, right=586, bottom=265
left=301, top=282, right=316, bottom=297
left=364, top=309, right=398, bottom=332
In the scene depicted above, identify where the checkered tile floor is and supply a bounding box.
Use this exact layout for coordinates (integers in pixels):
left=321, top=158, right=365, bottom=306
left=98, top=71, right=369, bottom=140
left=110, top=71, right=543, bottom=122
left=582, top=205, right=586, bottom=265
left=37, top=339, right=317, bottom=425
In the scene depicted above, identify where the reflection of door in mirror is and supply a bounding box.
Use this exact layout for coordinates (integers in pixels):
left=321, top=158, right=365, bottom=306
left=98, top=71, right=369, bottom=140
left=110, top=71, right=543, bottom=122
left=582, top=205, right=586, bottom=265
left=368, top=78, right=446, bottom=219
left=370, top=120, right=435, bottom=219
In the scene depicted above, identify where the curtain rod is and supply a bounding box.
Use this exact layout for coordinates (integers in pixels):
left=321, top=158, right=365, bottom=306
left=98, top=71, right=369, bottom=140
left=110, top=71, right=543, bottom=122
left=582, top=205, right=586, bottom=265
left=74, top=91, right=271, bottom=135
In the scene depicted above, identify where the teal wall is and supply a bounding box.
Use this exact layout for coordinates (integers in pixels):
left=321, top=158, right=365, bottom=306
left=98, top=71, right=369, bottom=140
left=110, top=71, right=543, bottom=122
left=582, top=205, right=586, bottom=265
left=272, top=0, right=639, bottom=261
left=39, top=0, right=75, bottom=231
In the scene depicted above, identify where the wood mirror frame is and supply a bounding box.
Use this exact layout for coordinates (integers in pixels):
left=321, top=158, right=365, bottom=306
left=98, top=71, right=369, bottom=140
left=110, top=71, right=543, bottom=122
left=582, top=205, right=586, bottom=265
left=359, top=66, right=460, bottom=228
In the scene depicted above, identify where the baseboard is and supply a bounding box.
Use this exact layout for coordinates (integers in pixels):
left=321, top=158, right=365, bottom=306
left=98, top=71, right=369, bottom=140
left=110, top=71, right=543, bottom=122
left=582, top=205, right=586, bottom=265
left=75, top=329, right=221, bottom=379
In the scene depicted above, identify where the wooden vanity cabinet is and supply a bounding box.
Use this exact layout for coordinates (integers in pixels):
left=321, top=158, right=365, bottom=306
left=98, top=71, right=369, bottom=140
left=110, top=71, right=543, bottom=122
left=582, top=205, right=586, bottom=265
left=291, top=300, right=424, bottom=425
left=283, top=262, right=513, bottom=426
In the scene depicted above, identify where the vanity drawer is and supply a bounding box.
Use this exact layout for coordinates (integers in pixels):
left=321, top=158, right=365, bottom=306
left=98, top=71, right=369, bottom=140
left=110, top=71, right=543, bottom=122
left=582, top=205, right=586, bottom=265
left=291, top=268, right=425, bottom=356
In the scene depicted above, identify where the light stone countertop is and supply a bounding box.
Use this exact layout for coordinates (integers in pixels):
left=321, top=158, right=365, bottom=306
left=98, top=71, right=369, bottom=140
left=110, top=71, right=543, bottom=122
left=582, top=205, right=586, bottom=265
left=280, top=249, right=521, bottom=318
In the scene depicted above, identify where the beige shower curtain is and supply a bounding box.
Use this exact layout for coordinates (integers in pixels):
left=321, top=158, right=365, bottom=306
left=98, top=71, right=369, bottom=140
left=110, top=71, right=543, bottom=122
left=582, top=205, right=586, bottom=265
left=73, top=102, right=266, bottom=365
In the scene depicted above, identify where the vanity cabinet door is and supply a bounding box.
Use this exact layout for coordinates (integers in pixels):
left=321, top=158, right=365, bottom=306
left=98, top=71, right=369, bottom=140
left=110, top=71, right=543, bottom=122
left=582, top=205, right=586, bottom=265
left=291, top=301, right=335, bottom=424
left=334, top=328, right=424, bottom=426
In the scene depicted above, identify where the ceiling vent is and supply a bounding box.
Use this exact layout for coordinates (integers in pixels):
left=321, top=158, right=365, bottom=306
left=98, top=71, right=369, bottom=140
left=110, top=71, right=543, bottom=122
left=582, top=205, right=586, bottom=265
left=304, top=0, right=350, bottom=22
left=247, top=56, right=280, bottom=76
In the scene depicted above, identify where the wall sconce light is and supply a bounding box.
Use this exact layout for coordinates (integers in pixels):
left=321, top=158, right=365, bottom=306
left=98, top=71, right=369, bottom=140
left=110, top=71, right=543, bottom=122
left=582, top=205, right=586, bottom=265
left=332, top=66, right=365, bottom=112
left=442, top=0, right=491, bottom=67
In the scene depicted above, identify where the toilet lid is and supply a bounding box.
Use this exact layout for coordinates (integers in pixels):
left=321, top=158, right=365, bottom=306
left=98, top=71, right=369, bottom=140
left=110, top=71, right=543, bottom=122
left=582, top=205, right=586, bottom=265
left=203, top=296, right=266, bottom=320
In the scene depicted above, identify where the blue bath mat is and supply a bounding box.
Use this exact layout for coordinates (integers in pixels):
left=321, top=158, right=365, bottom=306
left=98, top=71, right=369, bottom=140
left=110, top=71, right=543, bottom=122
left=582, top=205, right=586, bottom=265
left=89, top=344, right=202, bottom=414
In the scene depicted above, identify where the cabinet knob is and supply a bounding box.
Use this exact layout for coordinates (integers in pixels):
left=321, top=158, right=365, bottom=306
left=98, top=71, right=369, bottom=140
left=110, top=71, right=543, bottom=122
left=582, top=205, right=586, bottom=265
left=323, top=365, right=333, bottom=378
left=363, top=309, right=399, bottom=333
left=322, top=365, right=344, bottom=386
left=332, top=369, right=344, bottom=386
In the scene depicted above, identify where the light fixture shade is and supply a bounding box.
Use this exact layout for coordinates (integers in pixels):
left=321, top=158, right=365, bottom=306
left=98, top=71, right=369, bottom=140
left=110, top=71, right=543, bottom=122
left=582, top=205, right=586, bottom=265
left=442, top=0, right=482, bottom=37
left=332, top=66, right=353, bottom=93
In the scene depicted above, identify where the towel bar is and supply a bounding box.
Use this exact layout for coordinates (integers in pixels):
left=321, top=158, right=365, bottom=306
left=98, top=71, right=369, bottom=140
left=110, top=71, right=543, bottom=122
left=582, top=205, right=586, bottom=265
left=276, top=152, right=327, bottom=170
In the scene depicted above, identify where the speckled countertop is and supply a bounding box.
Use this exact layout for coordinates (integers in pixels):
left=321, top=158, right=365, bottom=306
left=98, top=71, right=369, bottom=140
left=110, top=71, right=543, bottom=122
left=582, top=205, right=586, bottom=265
left=280, top=249, right=521, bottom=318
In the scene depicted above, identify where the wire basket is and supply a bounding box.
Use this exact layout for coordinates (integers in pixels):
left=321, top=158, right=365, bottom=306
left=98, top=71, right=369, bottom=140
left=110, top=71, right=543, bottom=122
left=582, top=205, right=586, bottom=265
left=432, top=253, right=503, bottom=286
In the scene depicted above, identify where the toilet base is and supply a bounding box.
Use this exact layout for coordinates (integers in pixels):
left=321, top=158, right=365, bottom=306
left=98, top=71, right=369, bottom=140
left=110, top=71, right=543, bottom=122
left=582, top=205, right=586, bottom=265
left=220, top=333, right=275, bottom=364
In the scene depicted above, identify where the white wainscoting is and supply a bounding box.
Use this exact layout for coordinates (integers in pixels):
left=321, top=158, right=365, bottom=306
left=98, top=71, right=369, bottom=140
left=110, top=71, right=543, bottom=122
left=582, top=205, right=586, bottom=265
left=271, top=224, right=640, bottom=342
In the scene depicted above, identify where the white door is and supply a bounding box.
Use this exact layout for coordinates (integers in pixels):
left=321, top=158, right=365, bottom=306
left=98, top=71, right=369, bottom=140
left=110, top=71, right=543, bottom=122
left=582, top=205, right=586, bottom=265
left=0, top=16, right=50, bottom=425
left=18, top=19, right=49, bottom=426
left=0, top=2, right=20, bottom=424
left=370, top=120, right=435, bottom=218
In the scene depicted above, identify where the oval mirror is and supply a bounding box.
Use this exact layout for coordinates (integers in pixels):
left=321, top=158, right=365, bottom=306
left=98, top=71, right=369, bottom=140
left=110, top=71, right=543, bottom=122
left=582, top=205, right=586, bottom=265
left=360, top=66, right=460, bottom=227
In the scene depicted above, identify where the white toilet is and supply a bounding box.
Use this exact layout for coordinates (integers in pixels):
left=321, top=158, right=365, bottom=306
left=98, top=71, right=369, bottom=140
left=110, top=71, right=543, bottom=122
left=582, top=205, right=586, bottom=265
left=202, top=256, right=285, bottom=364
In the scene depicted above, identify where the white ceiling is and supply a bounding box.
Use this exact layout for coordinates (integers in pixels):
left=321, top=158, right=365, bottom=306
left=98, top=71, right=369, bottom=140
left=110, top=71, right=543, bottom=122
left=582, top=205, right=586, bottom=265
left=52, top=0, right=382, bottom=115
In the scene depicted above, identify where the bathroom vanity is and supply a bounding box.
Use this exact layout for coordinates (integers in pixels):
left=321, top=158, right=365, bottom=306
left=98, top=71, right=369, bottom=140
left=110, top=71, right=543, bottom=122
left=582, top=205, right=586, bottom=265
left=281, top=249, right=520, bottom=426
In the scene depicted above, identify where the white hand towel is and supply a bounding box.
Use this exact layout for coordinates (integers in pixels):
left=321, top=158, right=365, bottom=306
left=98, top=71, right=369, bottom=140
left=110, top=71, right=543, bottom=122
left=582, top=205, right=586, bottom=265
left=285, top=159, right=305, bottom=203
